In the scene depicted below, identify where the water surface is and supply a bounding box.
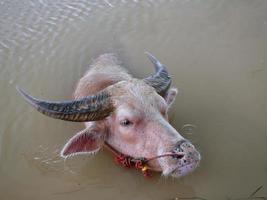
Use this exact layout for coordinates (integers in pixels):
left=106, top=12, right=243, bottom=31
left=1, top=0, right=267, bottom=199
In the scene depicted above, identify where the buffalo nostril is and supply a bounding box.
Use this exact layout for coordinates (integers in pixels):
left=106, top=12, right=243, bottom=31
left=171, top=154, right=184, bottom=159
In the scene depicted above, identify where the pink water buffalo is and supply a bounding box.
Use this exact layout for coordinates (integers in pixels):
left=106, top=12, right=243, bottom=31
left=17, top=52, right=200, bottom=177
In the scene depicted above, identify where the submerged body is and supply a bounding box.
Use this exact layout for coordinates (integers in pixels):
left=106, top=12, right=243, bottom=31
left=18, top=53, right=200, bottom=177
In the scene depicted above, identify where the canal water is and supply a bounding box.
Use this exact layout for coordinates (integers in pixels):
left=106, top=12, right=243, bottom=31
left=0, top=0, right=267, bottom=199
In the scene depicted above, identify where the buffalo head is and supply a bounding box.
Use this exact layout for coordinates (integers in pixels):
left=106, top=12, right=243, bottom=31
left=17, top=52, right=200, bottom=178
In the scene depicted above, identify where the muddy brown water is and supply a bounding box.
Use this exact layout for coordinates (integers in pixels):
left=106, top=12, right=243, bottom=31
left=1, top=0, right=267, bottom=200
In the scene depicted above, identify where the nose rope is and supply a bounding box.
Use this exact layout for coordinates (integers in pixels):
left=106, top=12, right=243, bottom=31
left=104, top=142, right=184, bottom=177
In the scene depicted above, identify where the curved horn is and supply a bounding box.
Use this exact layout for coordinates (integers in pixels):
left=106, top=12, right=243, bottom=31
left=16, top=87, right=114, bottom=122
left=143, top=52, right=171, bottom=96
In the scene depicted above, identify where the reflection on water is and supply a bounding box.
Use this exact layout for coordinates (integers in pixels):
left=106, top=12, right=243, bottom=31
left=181, top=124, right=197, bottom=136
left=1, top=0, right=267, bottom=199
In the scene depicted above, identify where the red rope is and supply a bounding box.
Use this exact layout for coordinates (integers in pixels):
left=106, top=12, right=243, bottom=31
left=104, top=142, right=184, bottom=178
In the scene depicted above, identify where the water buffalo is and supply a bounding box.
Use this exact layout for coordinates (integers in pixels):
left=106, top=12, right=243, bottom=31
left=17, top=52, right=200, bottom=178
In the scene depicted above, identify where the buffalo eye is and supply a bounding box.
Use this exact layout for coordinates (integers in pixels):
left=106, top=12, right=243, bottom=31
left=120, top=119, right=133, bottom=127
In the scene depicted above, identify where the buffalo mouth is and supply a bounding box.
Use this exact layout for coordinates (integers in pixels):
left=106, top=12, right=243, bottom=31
left=168, top=160, right=200, bottom=178
left=160, top=149, right=201, bottom=178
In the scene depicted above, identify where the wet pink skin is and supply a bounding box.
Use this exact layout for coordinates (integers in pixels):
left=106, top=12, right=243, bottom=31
left=60, top=54, right=201, bottom=177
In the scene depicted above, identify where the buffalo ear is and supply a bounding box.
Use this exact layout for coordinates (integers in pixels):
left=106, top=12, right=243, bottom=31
left=60, top=127, right=105, bottom=158
left=164, top=87, right=178, bottom=108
